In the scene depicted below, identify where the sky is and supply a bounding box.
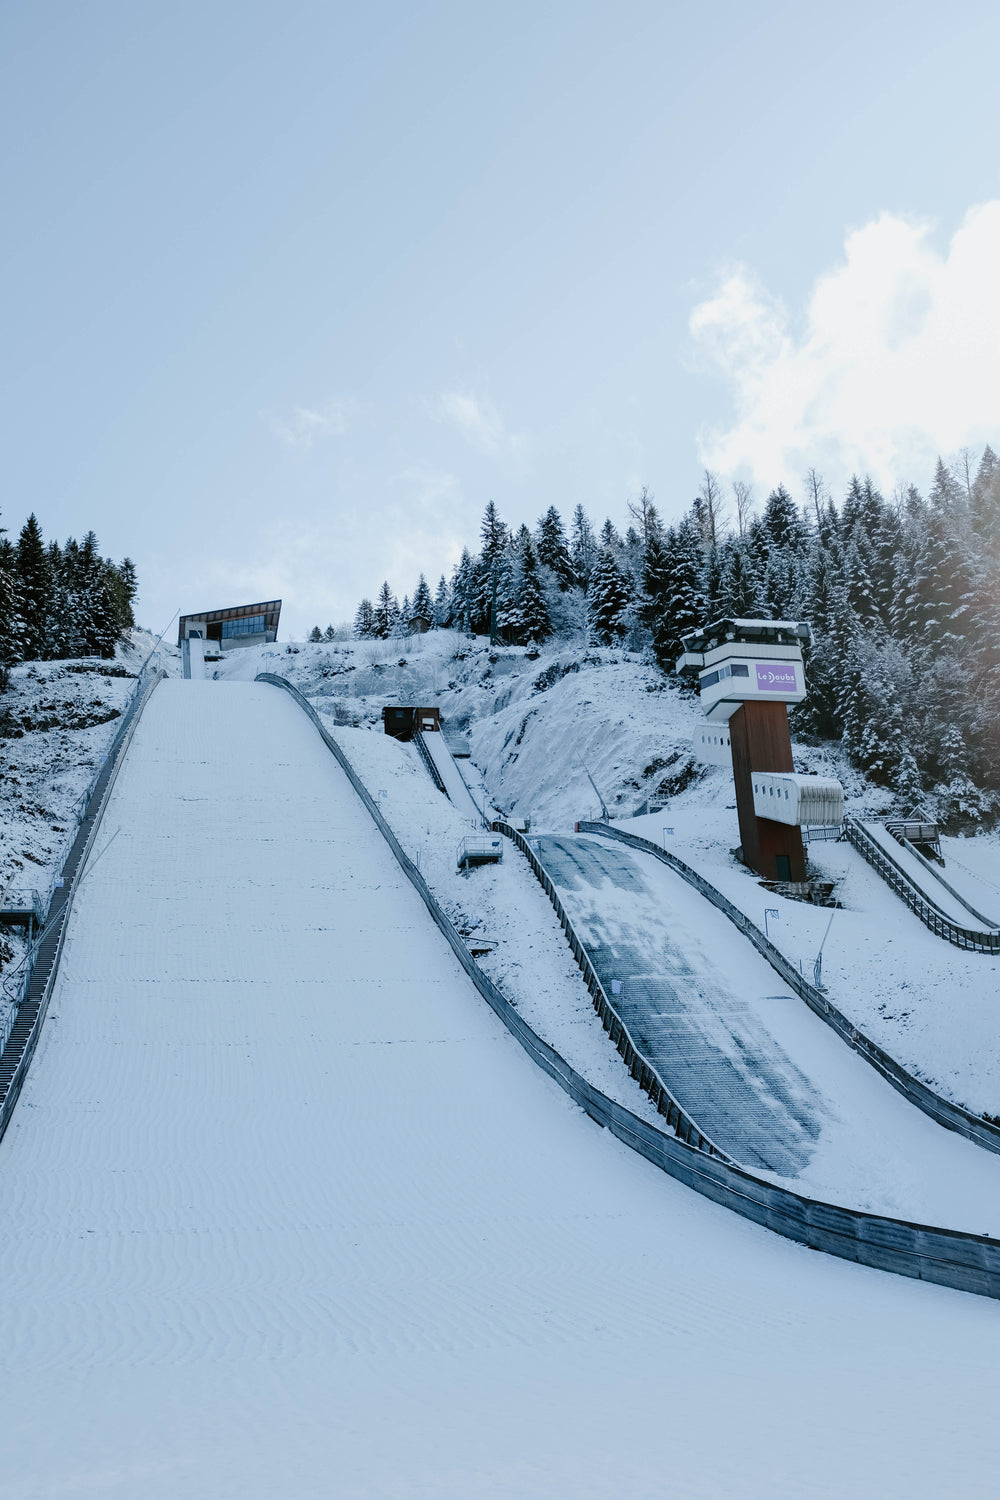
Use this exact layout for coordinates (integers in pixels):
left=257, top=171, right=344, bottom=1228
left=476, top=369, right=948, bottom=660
left=2, top=1, right=1000, bottom=638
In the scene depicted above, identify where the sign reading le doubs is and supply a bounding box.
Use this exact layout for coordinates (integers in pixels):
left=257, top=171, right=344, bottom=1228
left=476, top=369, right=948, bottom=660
left=755, top=663, right=798, bottom=692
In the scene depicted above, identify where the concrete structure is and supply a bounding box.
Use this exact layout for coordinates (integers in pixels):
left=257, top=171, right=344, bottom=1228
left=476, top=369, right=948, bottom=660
left=178, top=600, right=281, bottom=652
left=691, top=726, right=733, bottom=768
left=750, top=772, right=844, bottom=828
left=679, top=618, right=840, bottom=883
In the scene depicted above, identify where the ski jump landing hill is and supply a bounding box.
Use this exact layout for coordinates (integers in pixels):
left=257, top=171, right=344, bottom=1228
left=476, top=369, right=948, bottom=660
left=3, top=676, right=1000, bottom=1496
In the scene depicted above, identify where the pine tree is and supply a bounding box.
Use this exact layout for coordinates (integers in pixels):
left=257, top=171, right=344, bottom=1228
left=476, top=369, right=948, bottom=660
left=480, top=501, right=507, bottom=564
left=640, top=529, right=671, bottom=633
left=104, top=558, right=137, bottom=640
left=450, top=550, right=475, bottom=632
left=761, top=547, right=803, bottom=622
left=433, top=574, right=451, bottom=627
left=843, top=533, right=880, bottom=626
left=16, top=513, right=49, bottom=660
left=536, top=506, right=574, bottom=590
left=373, top=582, right=399, bottom=639
left=760, top=485, right=807, bottom=553
left=570, top=505, right=597, bottom=591
left=588, top=547, right=632, bottom=644
left=0, top=535, right=25, bottom=688
left=394, top=596, right=411, bottom=637
left=647, top=520, right=705, bottom=670
left=353, top=598, right=375, bottom=638
left=411, top=573, right=433, bottom=621
left=718, top=541, right=763, bottom=617
left=599, top=518, right=623, bottom=552
left=324, top=624, right=337, bottom=641
left=701, top=544, right=726, bottom=622
left=518, top=538, right=550, bottom=644
left=970, top=445, right=1000, bottom=552
left=492, top=550, right=520, bottom=643
left=308, top=626, right=323, bottom=642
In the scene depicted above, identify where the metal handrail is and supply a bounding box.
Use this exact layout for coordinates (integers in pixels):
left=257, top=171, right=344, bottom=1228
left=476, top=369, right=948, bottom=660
left=411, top=728, right=448, bottom=795
left=0, top=665, right=167, bottom=1141
left=843, top=815, right=1000, bottom=952
left=491, top=820, right=730, bottom=1160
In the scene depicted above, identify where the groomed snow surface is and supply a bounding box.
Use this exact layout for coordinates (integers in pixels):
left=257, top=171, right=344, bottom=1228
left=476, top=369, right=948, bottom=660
left=201, top=630, right=1000, bottom=1114
left=2, top=679, right=1000, bottom=1499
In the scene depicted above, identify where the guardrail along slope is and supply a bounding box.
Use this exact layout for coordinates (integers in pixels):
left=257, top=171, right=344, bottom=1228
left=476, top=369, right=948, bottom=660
left=579, top=821, right=1000, bottom=1157
left=844, top=815, right=1000, bottom=952
left=257, top=676, right=1000, bottom=1301
left=0, top=666, right=166, bottom=1142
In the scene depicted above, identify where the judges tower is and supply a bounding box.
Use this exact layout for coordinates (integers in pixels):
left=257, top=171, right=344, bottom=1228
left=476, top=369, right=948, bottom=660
left=678, top=618, right=812, bottom=882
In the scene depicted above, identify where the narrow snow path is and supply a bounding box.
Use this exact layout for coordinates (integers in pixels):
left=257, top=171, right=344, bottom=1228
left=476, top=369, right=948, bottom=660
left=535, top=832, right=1000, bottom=1225
left=1, top=683, right=999, bottom=1499
left=421, top=726, right=486, bottom=822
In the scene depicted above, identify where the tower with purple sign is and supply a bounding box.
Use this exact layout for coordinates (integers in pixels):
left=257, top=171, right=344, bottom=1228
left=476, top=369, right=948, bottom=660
left=678, top=618, right=812, bottom=882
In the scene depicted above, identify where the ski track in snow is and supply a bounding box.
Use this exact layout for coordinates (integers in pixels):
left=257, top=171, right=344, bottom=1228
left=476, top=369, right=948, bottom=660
left=2, top=680, right=1000, bottom=1497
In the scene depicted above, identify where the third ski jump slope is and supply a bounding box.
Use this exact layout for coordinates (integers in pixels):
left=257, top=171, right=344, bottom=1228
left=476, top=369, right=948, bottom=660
left=420, top=725, right=486, bottom=822
left=2, top=681, right=1000, bottom=1498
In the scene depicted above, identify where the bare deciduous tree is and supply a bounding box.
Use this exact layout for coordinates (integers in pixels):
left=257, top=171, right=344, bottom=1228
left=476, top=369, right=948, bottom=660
left=731, top=479, right=754, bottom=535
left=804, top=467, right=829, bottom=526
left=694, top=469, right=729, bottom=548
left=626, top=485, right=661, bottom=542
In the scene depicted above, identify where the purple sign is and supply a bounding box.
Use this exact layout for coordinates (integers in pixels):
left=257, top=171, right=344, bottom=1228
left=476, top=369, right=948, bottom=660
left=755, top=662, right=798, bottom=693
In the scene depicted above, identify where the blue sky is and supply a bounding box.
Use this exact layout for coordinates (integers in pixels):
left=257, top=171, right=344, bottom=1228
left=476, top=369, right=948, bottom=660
left=3, top=1, right=999, bottom=636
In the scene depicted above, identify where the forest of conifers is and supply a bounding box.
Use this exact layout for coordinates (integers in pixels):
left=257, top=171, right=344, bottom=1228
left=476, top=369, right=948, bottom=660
left=351, top=448, right=1000, bottom=821
left=0, top=511, right=137, bottom=685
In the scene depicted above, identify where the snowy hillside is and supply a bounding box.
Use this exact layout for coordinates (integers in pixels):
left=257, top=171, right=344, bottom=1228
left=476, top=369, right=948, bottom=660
left=6, top=625, right=1000, bottom=1118
left=213, top=630, right=1000, bottom=1117
left=0, top=635, right=165, bottom=984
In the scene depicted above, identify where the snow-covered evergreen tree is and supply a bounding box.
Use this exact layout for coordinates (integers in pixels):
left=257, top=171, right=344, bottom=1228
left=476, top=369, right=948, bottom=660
left=479, top=501, right=507, bottom=564
left=0, top=535, right=25, bottom=687
left=718, top=540, right=763, bottom=617
left=646, top=519, right=705, bottom=670
left=588, top=547, right=632, bottom=644
left=433, top=574, right=450, bottom=627
left=393, top=596, right=411, bottom=638
left=518, top=538, right=550, bottom=644
left=411, top=574, right=433, bottom=621
left=599, top=518, right=623, bottom=552
left=353, top=599, right=375, bottom=638
left=536, top=506, right=574, bottom=590
left=372, top=582, right=399, bottom=639
left=16, top=513, right=49, bottom=660
left=570, top=504, right=597, bottom=591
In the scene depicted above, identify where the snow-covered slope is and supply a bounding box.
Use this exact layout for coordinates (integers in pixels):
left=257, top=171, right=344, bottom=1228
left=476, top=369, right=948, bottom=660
left=205, top=631, right=1000, bottom=1114
left=3, top=677, right=1000, bottom=1499
left=0, top=632, right=173, bottom=1008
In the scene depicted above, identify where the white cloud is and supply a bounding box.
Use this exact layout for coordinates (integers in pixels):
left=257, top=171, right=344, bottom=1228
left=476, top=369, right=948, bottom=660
left=434, top=390, right=521, bottom=453
left=275, top=397, right=366, bottom=449
left=689, top=202, right=1000, bottom=492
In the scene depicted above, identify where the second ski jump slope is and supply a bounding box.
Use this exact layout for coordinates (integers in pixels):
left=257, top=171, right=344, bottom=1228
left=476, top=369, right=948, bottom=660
left=534, top=832, right=1000, bottom=1225
left=2, top=681, right=1000, bottom=1497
